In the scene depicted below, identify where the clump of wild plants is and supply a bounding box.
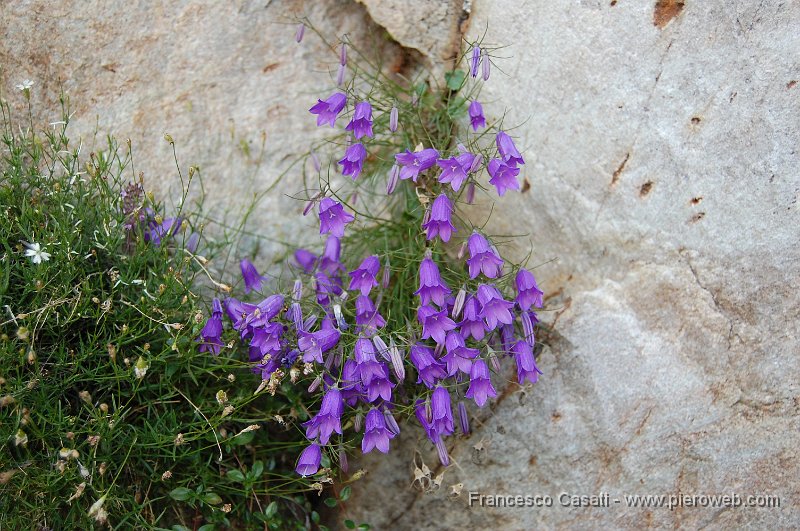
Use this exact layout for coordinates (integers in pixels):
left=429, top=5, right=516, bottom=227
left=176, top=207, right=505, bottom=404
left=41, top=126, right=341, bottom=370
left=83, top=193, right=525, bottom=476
left=199, top=21, right=545, bottom=515
left=0, top=91, right=321, bottom=529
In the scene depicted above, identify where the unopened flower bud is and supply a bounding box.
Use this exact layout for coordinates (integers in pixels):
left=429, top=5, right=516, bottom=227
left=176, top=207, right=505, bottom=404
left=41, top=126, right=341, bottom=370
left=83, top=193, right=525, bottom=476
left=389, top=342, right=405, bottom=382
left=339, top=43, right=347, bottom=65
left=458, top=401, right=470, bottom=435
left=308, top=375, right=322, bottom=393
left=295, top=23, right=305, bottom=43
left=386, top=164, right=400, bottom=195
left=520, top=311, right=535, bottom=347
left=469, top=153, right=483, bottom=174
left=384, top=409, right=401, bottom=436
left=372, top=335, right=389, bottom=361
left=482, top=49, right=490, bottom=80
left=470, top=45, right=481, bottom=77
left=336, top=63, right=346, bottom=86
left=381, top=259, right=391, bottom=288
left=134, top=357, right=149, bottom=379
left=353, top=412, right=363, bottom=432
left=338, top=445, right=349, bottom=473
left=310, top=150, right=321, bottom=172
left=465, top=182, right=476, bottom=204
left=333, top=304, right=347, bottom=330
left=452, top=287, right=467, bottom=320
left=389, top=106, right=399, bottom=132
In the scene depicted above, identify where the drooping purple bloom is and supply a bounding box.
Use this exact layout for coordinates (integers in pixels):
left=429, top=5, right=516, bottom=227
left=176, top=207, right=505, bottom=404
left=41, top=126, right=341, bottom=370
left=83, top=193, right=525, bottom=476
left=409, top=343, right=447, bottom=388
left=417, top=305, right=457, bottom=345
left=431, top=386, right=455, bottom=437
left=314, top=271, right=343, bottom=306
left=389, top=106, right=399, bottom=132
left=421, top=194, right=457, bottom=242
left=197, top=298, right=224, bottom=355
left=414, top=255, right=452, bottom=307
left=513, top=340, right=542, bottom=385
left=298, top=325, right=341, bottom=364
left=468, top=100, right=486, bottom=131
left=487, top=158, right=521, bottom=196
left=319, top=235, right=344, bottom=275
left=354, top=338, right=395, bottom=402
left=515, top=268, right=544, bottom=310
left=338, top=142, right=367, bottom=180
left=355, top=295, right=386, bottom=335
left=341, top=359, right=364, bottom=406
left=309, top=92, right=347, bottom=127
left=303, top=387, right=343, bottom=444
left=441, top=330, right=480, bottom=376
left=436, top=153, right=474, bottom=192
left=394, top=148, right=439, bottom=182
left=466, top=232, right=504, bottom=279
left=248, top=323, right=284, bottom=359
left=185, top=231, right=200, bottom=253
left=293, top=248, right=317, bottom=273
left=145, top=216, right=181, bottom=246
left=476, top=284, right=515, bottom=331
left=295, top=443, right=322, bottom=476
left=496, top=131, right=525, bottom=166
left=470, top=45, right=481, bottom=78
left=345, top=101, right=374, bottom=139
left=240, top=258, right=267, bottom=294
left=465, top=359, right=497, bottom=407
left=348, top=255, right=380, bottom=295
left=362, top=408, right=396, bottom=454
left=318, top=198, right=355, bottom=238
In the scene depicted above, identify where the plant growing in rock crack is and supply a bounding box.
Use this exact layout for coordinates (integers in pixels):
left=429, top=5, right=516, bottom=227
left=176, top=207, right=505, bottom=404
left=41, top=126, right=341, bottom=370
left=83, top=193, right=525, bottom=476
left=196, top=18, right=546, bottom=505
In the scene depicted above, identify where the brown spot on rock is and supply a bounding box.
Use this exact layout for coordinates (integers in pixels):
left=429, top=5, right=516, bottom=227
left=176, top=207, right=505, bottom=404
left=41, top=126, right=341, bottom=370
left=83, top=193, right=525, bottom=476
left=654, top=0, right=685, bottom=29
left=521, top=178, right=531, bottom=193
left=262, top=62, right=280, bottom=73
left=639, top=181, right=654, bottom=197
left=611, top=152, right=630, bottom=186
left=610, top=0, right=618, bottom=5
left=788, top=80, right=797, bottom=89
left=551, top=411, right=562, bottom=422
left=688, top=212, right=705, bottom=223
left=690, top=196, right=703, bottom=205
left=690, top=116, right=701, bottom=124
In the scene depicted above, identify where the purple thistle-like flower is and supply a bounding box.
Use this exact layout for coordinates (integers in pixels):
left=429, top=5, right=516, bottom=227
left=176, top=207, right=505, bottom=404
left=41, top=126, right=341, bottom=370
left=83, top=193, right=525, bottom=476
left=441, top=330, right=480, bottom=376
left=389, top=105, right=399, bottom=132
left=466, top=232, right=504, bottom=279
left=339, top=142, right=367, bottom=180
left=295, top=443, right=322, bottom=477
left=431, top=386, right=455, bottom=436
left=476, top=284, right=515, bottom=331
left=240, top=258, right=267, bottom=294
left=197, top=298, right=224, bottom=355
left=345, top=101, right=374, bottom=139
left=414, top=254, right=452, bottom=307
left=355, top=295, right=386, bottom=335
left=362, top=408, right=396, bottom=454
left=298, top=325, right=340, bottom=364
left=395, top=148, right=439, bottom=182
left=354, top=337, right=395, bottom=402
left=303, top=387, right=344, bottom=444
left=470, top=45, right=481, bottom=78
left=468, top=100, right=486, bottom=131
left=515, top=268, right=544, bottom=310
left=487, top=158, right=521, bottom=196
left=496, top=131, right=525, bottom=166
left=513, top=340, right=542, bottom=385
left=417, top=305, right=457, bottom=345
left=410, top=343, right=447, bottom=388
left=309, top=92, right=347, bottom=127
left=468, top=309, right=486, bottom=338
left=348, top=255, right=380, bottom=295
left=466, top=359, right=497, bottom=407
left=319, top=198, right=355, bottom=238
left=436, top=153, right=474, bottom=192
left=421, top=194, right=457, bottom=243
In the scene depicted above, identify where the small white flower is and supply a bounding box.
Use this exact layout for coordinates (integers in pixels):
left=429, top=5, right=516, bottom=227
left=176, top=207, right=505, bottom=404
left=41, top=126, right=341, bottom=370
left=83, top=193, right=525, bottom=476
left=15, top=79, right=34, bottom=91
left=22, top=241, right=51, bottom=264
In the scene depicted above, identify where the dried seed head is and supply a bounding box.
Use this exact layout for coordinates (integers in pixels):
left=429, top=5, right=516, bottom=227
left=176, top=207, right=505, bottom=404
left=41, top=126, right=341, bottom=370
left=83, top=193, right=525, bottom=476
left=162, top=470, right=173, bottom=480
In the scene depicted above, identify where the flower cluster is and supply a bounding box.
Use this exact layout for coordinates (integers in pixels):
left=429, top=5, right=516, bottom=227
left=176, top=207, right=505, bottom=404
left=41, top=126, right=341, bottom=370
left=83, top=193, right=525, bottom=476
left=199, top=38, right=544, bottom=479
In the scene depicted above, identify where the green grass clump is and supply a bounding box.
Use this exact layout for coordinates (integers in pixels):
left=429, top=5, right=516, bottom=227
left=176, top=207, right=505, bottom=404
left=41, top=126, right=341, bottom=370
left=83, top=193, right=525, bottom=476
left=0, top=96, right=316, bottom=529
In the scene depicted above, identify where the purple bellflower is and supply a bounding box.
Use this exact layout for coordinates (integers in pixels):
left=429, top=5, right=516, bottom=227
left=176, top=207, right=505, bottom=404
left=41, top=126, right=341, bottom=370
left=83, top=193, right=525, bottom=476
left=355, top=295, right=386, bottom=335
left=240, top=258, right=267, bottom=294
left=348, top=255, right=380, bottom=295
left=417, top=305, right=457, bottom=344
left=515, top=268, right=544, bottom=310
left=298, top=324, right=341, bottom=364
left=431, top=386, right=455, bottom=437
left=345, top=101, right=374, bottom=139
left=466, top=232, right=504, bottom=279
left=414, top=254, right=452, bottom=306
left=458, top=295, right=486, bottom=340
left=145, top=216, right=181, bottom=246
left=496, top=131, right=525, bottom=166
left=436, top=154, right=472, bottom=192
left=339, top=142, right=367, bottom=180
left=319, top=235, right=344, bottom=275
left=470, top=45, right=481, bottom=78
left=468, top=100, right=486, bottom=131
left=354, top=337, right=395, bottom=402
left=293, top=248, right=317, bottom=273
left=395, top=148, right=439, bottom=182
left=513, top=340, right=542, bottom=385
left=362, top=408, right=396, bottom=454
left=318, top=198, right=355, bottom=237
left=295, top=443, right=322, bottom=476
left=476, top=284, right=515, bottom=331
left=409, top=343, right=447, bottom=388
left=441, top=330, right=480, bottom=376
left=465, top=359, right=497, bottom=407
left=422, top=194, right=457, bottom=243
left=197, top=298, right=224, bottom=355
left=309, top=92, right=347, bottom=127
left=487, top=158, right=521, bottom=196
left=303, top=387, right=344, bottom=444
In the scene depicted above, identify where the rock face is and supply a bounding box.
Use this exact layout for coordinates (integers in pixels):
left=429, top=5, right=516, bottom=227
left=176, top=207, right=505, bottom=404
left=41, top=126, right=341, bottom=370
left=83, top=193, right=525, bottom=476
left=2, top=0, right=798, bottom=528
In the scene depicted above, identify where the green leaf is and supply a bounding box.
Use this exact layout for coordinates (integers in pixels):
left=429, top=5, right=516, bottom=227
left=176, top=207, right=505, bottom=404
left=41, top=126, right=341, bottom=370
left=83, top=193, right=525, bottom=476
left=324, top=497, right=338, bottom=508
left=311, top=511, right=321, bottom=524
left=226, top=469, right=245, bottom=482
left=264, top=501, right=278, bottom=519
left=233, top=430, right=255, bottom=445
left=358, top=525, right=371, bottom=531
left=202, top=492, right=223, bottom=505
left=198, top=525, right=216, bottom=531
left=169, top=487, right=192, bottom=501
left=344, top=520, right=356, bottom=529
left=172, top=526, right=191, bottom=531
left=445, top=69, right=467, bottom=91
left=340, top=485, right=351, bottom=501
left=320, top=453, right=331, bottom=469
left=251, top=460, right=264, bottom=479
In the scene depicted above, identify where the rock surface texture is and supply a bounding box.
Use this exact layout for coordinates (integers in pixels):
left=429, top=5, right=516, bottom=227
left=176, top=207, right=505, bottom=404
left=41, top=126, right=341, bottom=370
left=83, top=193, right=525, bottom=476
left=2, top=0, right=798, bottom=528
